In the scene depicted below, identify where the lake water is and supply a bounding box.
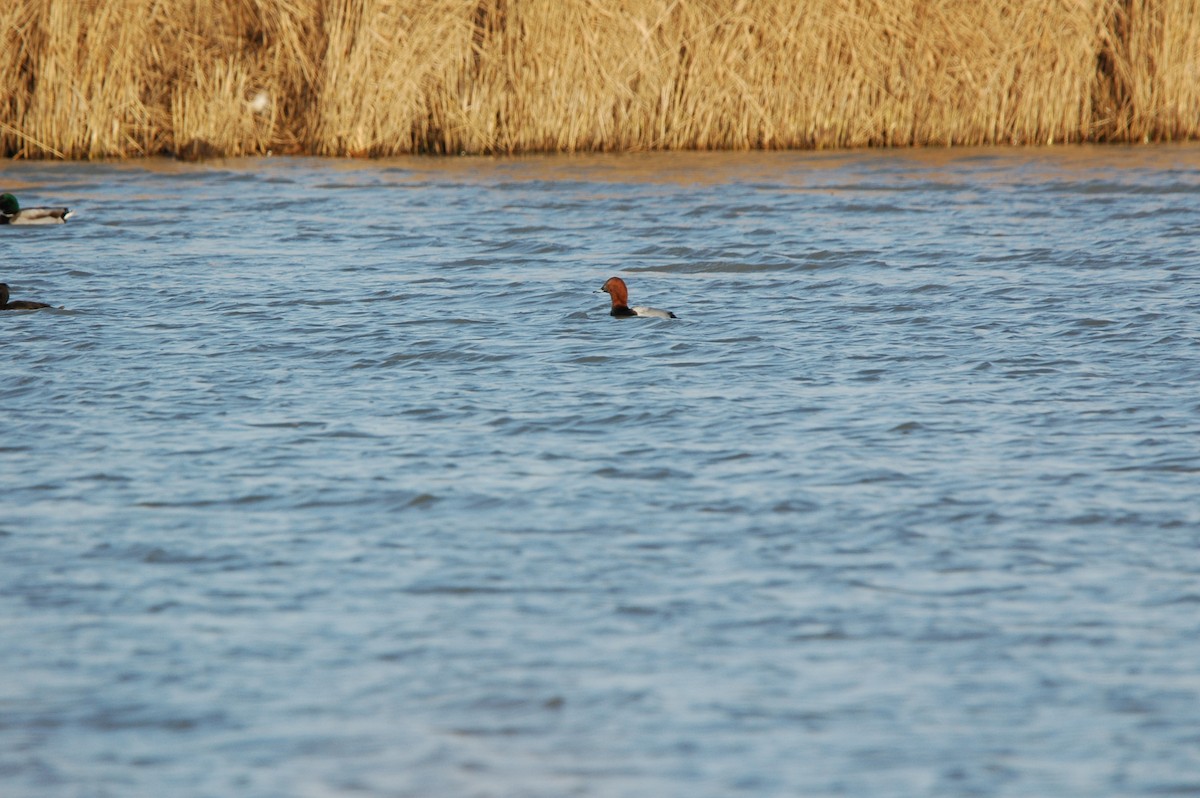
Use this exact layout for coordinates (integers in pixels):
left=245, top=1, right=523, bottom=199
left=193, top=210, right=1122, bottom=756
left=2, top=146, right=1199, bottom=797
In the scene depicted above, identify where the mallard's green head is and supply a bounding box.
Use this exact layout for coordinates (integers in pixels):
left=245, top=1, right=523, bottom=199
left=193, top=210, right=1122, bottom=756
left=0, top=194, right=19, bottom=214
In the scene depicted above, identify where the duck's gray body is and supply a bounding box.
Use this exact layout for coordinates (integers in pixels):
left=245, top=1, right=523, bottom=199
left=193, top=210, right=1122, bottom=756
left=0, top=193, right=71, bottom=225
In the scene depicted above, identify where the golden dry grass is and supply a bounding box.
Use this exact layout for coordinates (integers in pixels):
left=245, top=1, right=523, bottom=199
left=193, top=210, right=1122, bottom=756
left=2, top=0, right=1198, bottom=158
left=1095, top=0, right=1200, bottom=142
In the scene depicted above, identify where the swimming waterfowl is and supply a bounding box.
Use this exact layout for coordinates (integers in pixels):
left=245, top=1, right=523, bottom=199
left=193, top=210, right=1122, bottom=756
left=598, top=276, right=677, bottom=319
left=0, top=193, right=72, bottom=225
left=0, top=283, right=53, bottom=310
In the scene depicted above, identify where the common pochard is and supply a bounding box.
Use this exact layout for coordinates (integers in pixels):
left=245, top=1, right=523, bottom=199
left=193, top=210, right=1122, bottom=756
left=598, top=276, right=677, bottom=319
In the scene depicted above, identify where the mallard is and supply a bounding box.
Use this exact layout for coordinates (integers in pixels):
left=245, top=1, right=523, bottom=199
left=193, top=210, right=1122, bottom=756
left=0, top=193, right=72, bottom=225
left=0, top=283, right=53, bottom=310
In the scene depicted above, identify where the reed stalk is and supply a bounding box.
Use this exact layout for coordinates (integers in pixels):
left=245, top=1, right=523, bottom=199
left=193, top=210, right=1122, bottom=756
left=2, top=0, right=1197, bottom=158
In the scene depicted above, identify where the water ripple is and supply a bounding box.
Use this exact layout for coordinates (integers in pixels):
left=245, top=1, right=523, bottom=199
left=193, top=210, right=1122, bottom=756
left=3, top=148, right=1200, bottom=798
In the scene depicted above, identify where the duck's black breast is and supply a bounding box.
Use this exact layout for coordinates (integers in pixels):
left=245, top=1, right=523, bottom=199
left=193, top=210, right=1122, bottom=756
left=610, top=305, right=637, bottom=317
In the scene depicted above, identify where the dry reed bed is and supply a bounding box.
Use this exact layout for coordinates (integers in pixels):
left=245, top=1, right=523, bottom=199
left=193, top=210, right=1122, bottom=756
left=2, top=0, right=1198, bottom=158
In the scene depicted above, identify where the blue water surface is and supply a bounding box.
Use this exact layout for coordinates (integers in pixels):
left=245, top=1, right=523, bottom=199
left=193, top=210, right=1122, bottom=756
left=2, top=146, right=1199, bottom=797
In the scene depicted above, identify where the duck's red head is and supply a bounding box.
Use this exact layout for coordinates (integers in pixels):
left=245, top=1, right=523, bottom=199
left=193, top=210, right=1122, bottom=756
left=600, top=276, right=629, bottom=309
